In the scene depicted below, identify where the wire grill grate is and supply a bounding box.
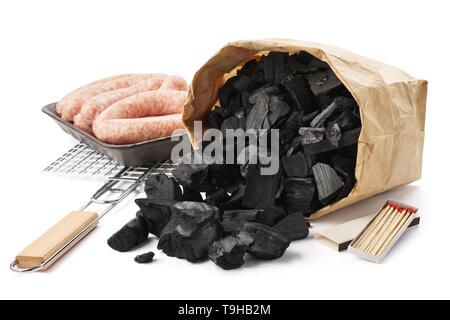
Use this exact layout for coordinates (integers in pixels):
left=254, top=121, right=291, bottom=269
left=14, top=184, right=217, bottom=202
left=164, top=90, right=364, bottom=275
left=43, top=142, right=178, bottom=177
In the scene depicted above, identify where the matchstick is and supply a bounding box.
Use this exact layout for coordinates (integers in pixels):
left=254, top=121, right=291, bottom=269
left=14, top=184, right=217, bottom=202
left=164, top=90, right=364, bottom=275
left=371, top=207, right=407, bottom=255
left=359, top=205, right=395, bottom=252
left=378, top=209, right=416, bottom=256
left=353, top=204, right=391, bottom=249
left=367, top=206, right=403, bottom=254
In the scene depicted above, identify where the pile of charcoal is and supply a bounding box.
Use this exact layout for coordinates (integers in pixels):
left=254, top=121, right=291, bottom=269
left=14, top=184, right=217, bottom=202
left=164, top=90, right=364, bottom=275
left=107, top=51, right=362, bottom=269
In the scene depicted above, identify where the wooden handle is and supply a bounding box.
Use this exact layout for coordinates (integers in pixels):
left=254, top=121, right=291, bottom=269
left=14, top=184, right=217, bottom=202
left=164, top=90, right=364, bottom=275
left=15, top=211, right=98, bottom=270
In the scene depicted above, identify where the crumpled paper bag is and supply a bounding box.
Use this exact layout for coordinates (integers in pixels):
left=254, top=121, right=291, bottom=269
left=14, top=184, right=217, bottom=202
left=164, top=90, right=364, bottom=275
left=182, top=38, right=427, bottom=220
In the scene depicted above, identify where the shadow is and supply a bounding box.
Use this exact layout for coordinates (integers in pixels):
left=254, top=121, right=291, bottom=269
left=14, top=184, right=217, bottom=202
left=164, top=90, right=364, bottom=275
left=242, top=250, right=302, bottom=268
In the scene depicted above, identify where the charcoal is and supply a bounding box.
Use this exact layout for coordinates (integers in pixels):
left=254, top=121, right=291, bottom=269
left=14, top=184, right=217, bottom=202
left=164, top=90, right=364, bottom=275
left=219, top=184, right=246, bottom=211
left=273, top=213, right=309, bottom=241
left=208, top=164, right=242, bottom=187
left=218, top=77, right=237, bottom=108
left=334, top=168, right=354, bottom=202
left=232, top=75, right=250, bottom=92
left=157, top=202, right=222, bottom=262
left=240, top=222, right=291, bottom=260
left=310, top=100, right=339, bottom=127
left=135, top=199, right=175, bottom=237
left=326, top=123, right=342, bottom=147
left=303, top=127, right=361, bottom=155
left=228, top=92, right=243, bottom=112
left=281, top=152, right=309, bottom=177
left=249, top=85, right=280, bottom=104
left=281, top=178, right=316, bottom=214
left=208, top=236, right=252, bottom=270
left=334, top=96, right=357, bottom=109
left=312, top=163, right=344, bottom=205
left=214, top=105, right=233, bottom=119
left=144, top=173, right=182, bottom=201
left=238, top=59, right=258, bottom=76
left=280, top=111, right=303, bottom=147
left=271, top=51, right=288, bottom=81
left=331, top=109, right=358, bottom=130
left=172, top=164, right=214, bottom=192
left=205, top=109, right=224, bottom=129
left=256, top=205, right=286, bottom=226
left=281, top=74, right=314, bottom=113
left=286, top=55, right=325, bottom=74
left=222, top=209, right=260, bottom=233
left=303, top=110, right=320, bottom=123
left=246, top=93, right=270, bottom=130
left=221, top=116, right=243, bottom=133
left=134, top=251, right=155, bottom=264
left=206, top=187, right=230, bottom=206
left=308, top=69, right=342, bottom=96
left=286, top=136, right=303, bottom=156
left=268, top=96, right=290, bottom=126
left=241, top=91, right=251, bottom=109
left=314, top=93, right=333, bottom=109
left=243, top=164, right=281, bottom=209
left=295, top=51, right=315, bottom=64
left=107, top=215, right=149, bottom=252
left=332, top=155, right=356, bottom=180
left=299, top=127, right=325, bottom=145
left=182, top=188, right=203, bottom=202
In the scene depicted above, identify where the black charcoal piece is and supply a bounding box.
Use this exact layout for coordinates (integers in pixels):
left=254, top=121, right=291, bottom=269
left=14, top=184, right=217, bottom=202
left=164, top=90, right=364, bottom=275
left=206, top=188, right=230, bottom=206
left=299, top=127, right=325, bottom=145
left=240, top=222, right=291, bottom=260
left=134, top=251, right=155, bottom=264
left=214, top=105, right=233, bottom=119
left=273, top=213, right=309, bottom=241
left=107, top=215, right=149, bottom=252
left=219, top=184, right=246, bottom=211
left=303, top=127, right=361, bottom=155
left=331, top=109, right=358, bottom=130
left=312, top=163, right=344, bottom=205
left=218, top=77, right=237, bottom=108
left=280, top=111, right=303, bottom=147
left=208, top=236, right=251, bottom=270
left=172, top=164, right=214, bottom=192
left=334, top=96, right=356, bottom=109
left=281, top=74, right=314, bottom=113
left=281, top=152, right=309, bottom=177
left=281, top=178, right=316, bottom=214
left=332, top=155, right=356, bottom=180
left=221, top=116, right=242, bottom=133
left=205, top=109, right=224, bottom=129
left=182, top=188, right=203, bottom=202
left=268, top=96, right=290, bottom=126
left=144, top=173, right=183, bottom=201
left=303, top=110, right=320, bottom=123
left=232, top=75, right=250, bottom=92
left=243, top=164, right=281, bottom=209
left=326, top=123, right=341, bottom=147
left=271, top=51, right=288, bottom=81
left=222, top=209, right=260, bottom=233
left=246, top=94, right=270, bottom=131
left=135, top=199, right=175, bottom=237
left=249, top=85, right=280, bottom=104
left=256, top=206, right=286, bottom=226
left=314, top=93, right=333, bottom=109
left=286, top=136, right=303, bottom=156
left=308, top=69, right=342, bottom=96
left=157, top=202, right=222, bottom=262
left=208, top=164, right=242, bottom=187
left=333, top=168, right=354, bottom=202
left=310, top=101, right=339, bottom=127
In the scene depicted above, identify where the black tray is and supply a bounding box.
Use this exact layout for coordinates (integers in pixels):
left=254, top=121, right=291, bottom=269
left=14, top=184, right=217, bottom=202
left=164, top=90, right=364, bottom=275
left=42, top=103, right=188, bottom=166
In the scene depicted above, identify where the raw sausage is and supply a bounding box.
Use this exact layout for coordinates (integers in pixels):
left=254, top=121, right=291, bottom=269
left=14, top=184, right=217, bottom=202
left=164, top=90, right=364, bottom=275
left=74, top=75, right=187, bottom=133
left=93, top=114, right=184, bottom=145
left=58, top=73, right=166, bottom=122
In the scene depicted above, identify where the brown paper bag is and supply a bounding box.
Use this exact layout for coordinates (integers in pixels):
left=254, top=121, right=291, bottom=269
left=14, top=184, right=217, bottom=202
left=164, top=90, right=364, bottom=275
left=182, top=39, right=427, bottom=220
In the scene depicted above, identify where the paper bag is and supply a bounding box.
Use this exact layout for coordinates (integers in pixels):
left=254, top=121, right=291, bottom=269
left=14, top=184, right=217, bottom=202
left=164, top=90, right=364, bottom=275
left=182, top=39, right=427, bottom=220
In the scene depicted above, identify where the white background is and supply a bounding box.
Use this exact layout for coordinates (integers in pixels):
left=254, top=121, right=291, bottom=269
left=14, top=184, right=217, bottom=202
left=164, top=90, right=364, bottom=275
left=0, top=0, right=448, bottom=300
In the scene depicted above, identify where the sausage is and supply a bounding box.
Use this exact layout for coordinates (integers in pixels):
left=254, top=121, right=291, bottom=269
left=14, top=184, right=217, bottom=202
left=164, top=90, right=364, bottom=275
left=92, top=90, right=187, bottom=144
left=56, top=74, right=134, bottom=115
left=58, top=73, right=167, bottom=122
left=95, top=90, right=187, bottom=121
left=74, top=75, right=187, bottom=133
left=93, top=114, right=185, bottom=144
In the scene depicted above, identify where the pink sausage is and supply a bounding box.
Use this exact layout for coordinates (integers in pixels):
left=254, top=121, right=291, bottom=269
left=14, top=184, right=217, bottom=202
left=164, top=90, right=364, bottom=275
left=93, top=114, right=185, bottom=144
left=59, top=74, right=167, bottom=122
left=74, top=75, right=187, bottom=133
left=56, top=74, right=135, bottom=115
left=95, top=90, right=187, bottom=122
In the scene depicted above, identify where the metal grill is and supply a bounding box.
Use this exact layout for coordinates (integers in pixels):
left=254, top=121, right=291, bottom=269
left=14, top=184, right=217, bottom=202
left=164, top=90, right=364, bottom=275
left=43, top=143, right=178, bottom=177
